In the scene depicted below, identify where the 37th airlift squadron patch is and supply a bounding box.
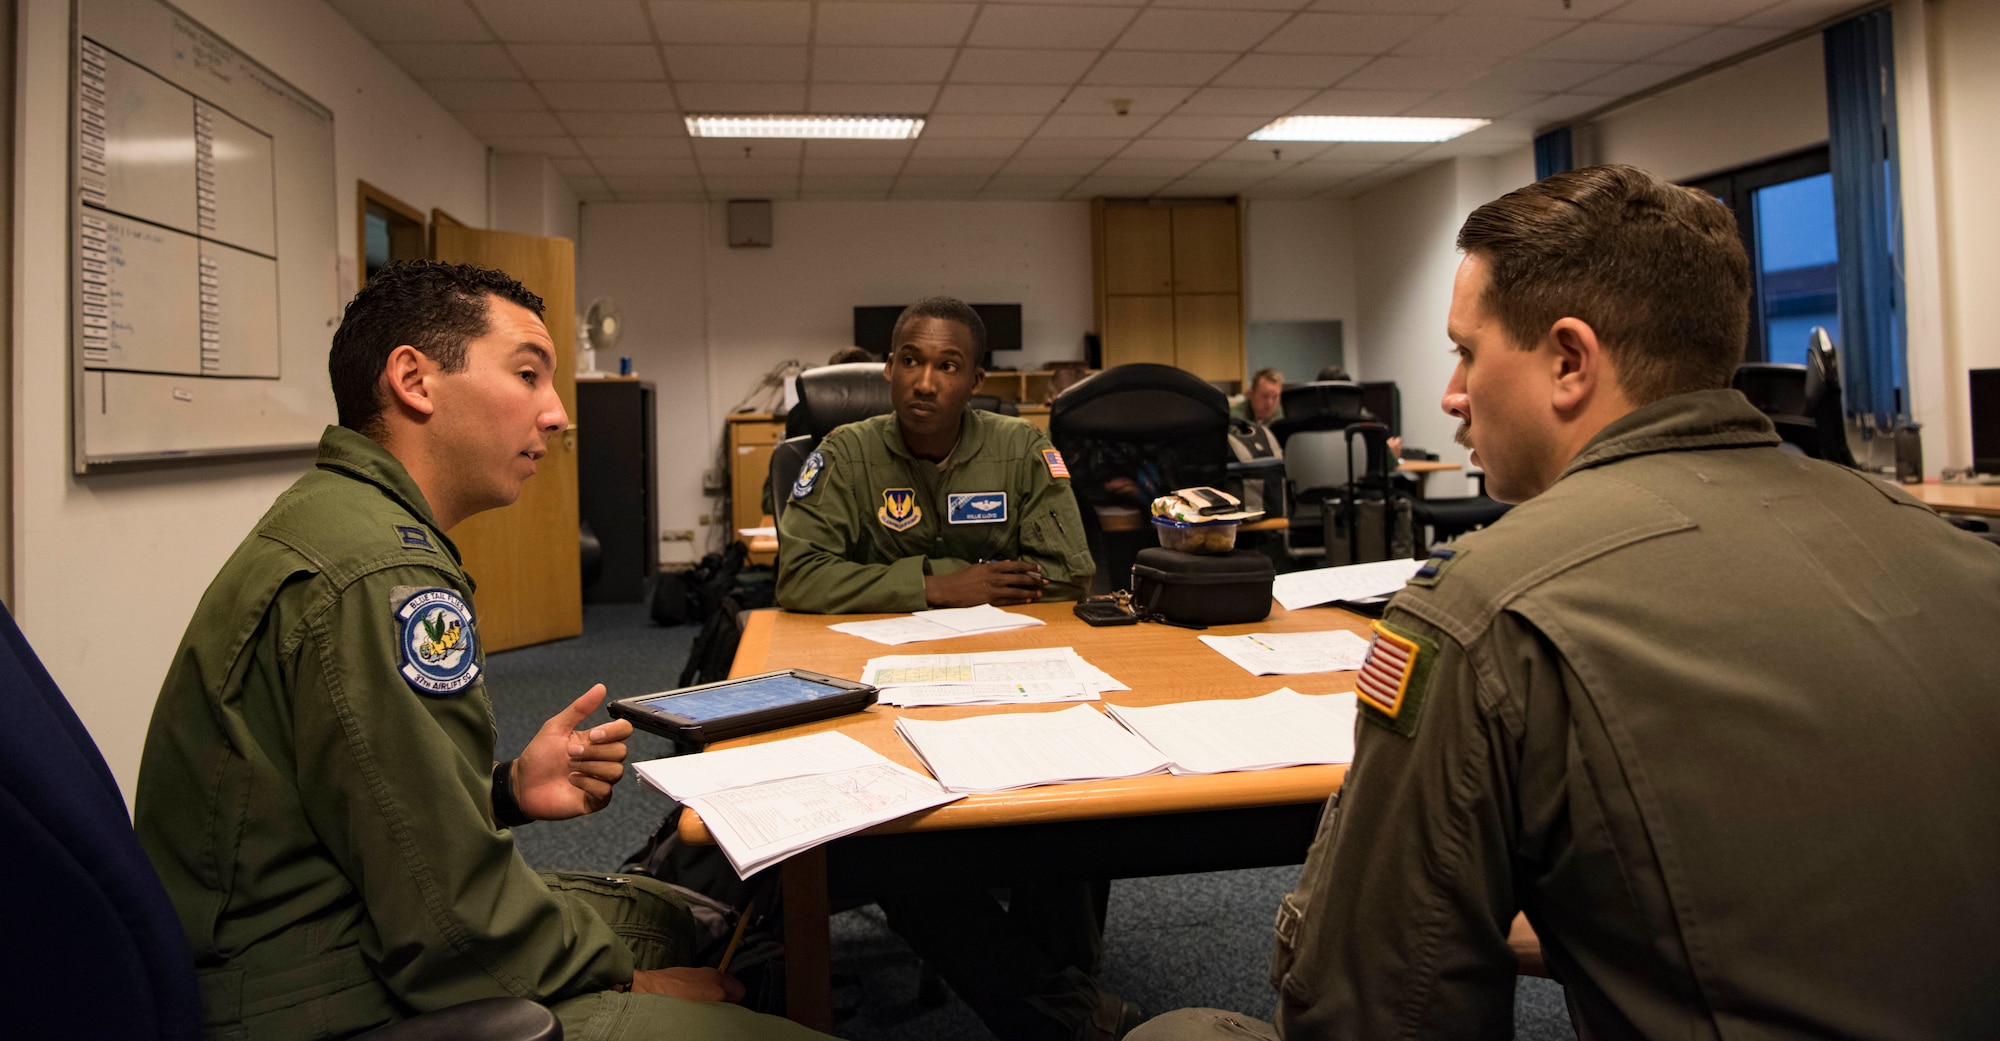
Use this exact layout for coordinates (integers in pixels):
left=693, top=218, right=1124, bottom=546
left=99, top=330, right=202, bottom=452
left=1356, top=619, right=1437, bottom=737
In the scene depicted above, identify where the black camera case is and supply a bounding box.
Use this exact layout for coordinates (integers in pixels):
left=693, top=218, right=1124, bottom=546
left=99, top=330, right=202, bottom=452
left=1129, top=547, right=1275, bottom=627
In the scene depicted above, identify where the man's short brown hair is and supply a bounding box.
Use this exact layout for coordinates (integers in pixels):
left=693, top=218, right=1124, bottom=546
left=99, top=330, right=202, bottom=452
left=1455, top=164, right=1750, bottom=404
left=1250, top=367, right=1284, bottom=388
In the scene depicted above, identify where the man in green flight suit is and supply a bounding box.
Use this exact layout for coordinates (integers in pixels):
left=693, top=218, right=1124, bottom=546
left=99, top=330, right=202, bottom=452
left=777, top=298, right=1138, bottom=1041
left=136, top=261, right=828, bottom=1041
left=1132, top=165, right=2000, bottom=1040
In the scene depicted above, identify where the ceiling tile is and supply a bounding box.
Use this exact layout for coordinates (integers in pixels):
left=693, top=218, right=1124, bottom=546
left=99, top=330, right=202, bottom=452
left=647, top=1, right=812, bottom=44
left=1000, top=157, right=1103, bottom=175
left=1569, top=62, right=1695, bottom=96
left=1154, top=0, right=1314, bottom=9
left=803, top=138, right=916, bottom=157
left=662, top=45, right=809, bottom=81
left=1308, top=0, right=1457, bottom=11
left=1274, top=159, right=1381, bottom=178
left=982, top=174, right=1082, bottom=192
left=920, top=114, right=1048, bottom=136
left=1084, top=51, right=1238, bottom=86
left=895, top=176, right=994, bottom=193
left=812, top=46, right=958, bottom=83
left=802, top=158, right=907, bottom=176
left=455, top=110, right=564, bottom=135
left=578, top=136, right=693, bottom=157
left=673, top=82, right=808, bottom=110
left=815, top=3, right=980, bottom=47
left=1213, top=53, right=1368, bottom=88
left=1014, top=137, right=1129, bottom=158
left=1146, top=114, right=1272, bottom=138
left=809, top=83, right=939, bottom=111
left=934, top=84, right=1068, bottom=113
left=510, top=44, right=666, bottom=81
left=1189, top=159, right=1285, bottom=178
left=1523, top=22, right=1708, bottom=63
left=1177, top=86, right=1315, bottom=115
left=552, top=157, right=598, bottom=176
left=1736, top=0, right=1873, bottom=29
left=1601, top=0, right=1784, bottom=25
left=603, top=175, right=707, bottom=192
left=1451, top=0, right=1631, bottom=17
left=380, top=43, right=518, bottom=80
left=695, top=157, right=801, bottom=176
left=691, top=138, right=804, bottom=157
left=901, top=158, right=1006, bottom=176
left=1643, top=26, right=1788, bottom=66
left=1460, top=59, right=1621, bottom=94
left=1057, top=86, right=1196, bottom=117
left=485, top=136, right=580, bottom=156
left=1294, top=87, right=1433, bottom=114
left=470, top=0, right=652, bottom=43
left=1337, top=56, right=1491, bottom=90
left=1402, top=90, right=1545, bottom=117
left=951, top=49, right=1098, bottom=85
left=558, top=112, right=687, bottom=135
left=1391, top=15, right=1574, bottom=60
left=326, top=0, right=492, bottom=43
left=700, top=176, right=801, bottom=195
left=1214, top=139, right=1330, bottom=160
left=1504, top=92, right=1609, bottom=124
left=1158, top=178, right=1262, bottom=195
left=538, top=81, right=680, bottom=111
left=1095, top=158, right=1202, bottom=178
left=1119, top=9, right=1290, bottom=51
left=910, top=137, right=1019, bottom=157
left=425, top=80, right=548, bottom=111
left=968, top=5, right=1139, bottom=48
left=1259, top=13, right=1439, bottom=55
left=1406, top=128, right=1534, bottom=157
left=1036, top=114, right=1158, bottom=138
left=594, top=157, right=703, bottom=176
left=1117, top=138, right=1231, bottom=159
left=1068, top=177, right=1172, bottom=196
left=1317, top=140, right=1428, bottom=161
left=800, top=176, right=895, bottom=194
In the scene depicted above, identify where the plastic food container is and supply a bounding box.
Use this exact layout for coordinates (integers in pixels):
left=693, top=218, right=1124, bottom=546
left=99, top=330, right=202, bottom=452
left=1151, top=515, right=1240, bottom=554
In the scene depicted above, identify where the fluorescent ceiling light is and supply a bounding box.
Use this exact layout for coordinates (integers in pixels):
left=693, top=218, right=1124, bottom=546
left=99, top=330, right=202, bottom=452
left=685, top=114, right=924, bottom=140
left=1248, top=115, right=1491, bottom=143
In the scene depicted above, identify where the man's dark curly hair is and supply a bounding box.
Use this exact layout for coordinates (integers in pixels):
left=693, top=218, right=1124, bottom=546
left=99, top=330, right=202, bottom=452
left=329, top=260, right=545, bottom=435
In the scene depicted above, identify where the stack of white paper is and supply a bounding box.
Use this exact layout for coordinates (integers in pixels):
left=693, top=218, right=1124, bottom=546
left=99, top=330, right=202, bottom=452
left=1271, top=559, right=1425, bottom=611
left=828, top=604, right=1044, bottom=646
left=894, top=704, right=1173, bottom=793
left=1104, top=689, right=1359, bottom=775
left=633, top=732, right=961, bottom=877
left=1197, top=630, right=1373, bottom=675
left=861, top=647, right=1128, bottom=707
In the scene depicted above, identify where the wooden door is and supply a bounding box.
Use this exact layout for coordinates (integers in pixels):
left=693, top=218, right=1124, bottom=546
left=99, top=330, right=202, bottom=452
left=1102, top=206, right=1173, bottom=295
left=1174, top=293, right=1243, bottom=382
left=1102, top=295, right=1176, bottom=368
left=1171, top=204, right=1240, bottom=294
left=432, top=225, right=582, bottom=652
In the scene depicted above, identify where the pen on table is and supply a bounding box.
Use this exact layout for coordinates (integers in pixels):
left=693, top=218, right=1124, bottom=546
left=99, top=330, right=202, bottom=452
left=718, top=898, right=755, bottom=973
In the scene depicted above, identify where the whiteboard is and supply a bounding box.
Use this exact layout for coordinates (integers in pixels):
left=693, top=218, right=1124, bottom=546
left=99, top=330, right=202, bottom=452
left=72, top=0, right=338, bottom=470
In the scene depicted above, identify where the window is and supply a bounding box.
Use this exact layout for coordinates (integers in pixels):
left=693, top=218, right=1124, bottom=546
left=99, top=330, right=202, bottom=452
left=356, top=181, right=425, bottom=285
left=1689, top=147, right=1839, bottom=366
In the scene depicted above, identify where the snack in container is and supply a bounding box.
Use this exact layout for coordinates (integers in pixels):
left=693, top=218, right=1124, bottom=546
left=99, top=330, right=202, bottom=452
left=1148, top=486, right=1263, bottom=554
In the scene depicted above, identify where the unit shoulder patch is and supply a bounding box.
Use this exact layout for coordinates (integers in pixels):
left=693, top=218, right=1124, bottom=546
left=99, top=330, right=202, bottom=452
left=878, top=488, right=922, bottom=531
left=1356, top=619, right=1437, bottom=738
left=1041, top=448, right=1070, bottom=479
left=396, top=588, right=480, bottom=696
left=792, top=449, right=826, bottom=500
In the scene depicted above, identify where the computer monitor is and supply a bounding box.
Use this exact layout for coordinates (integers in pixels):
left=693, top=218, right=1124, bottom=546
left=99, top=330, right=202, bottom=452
left=852, top=303, right=1022, bottom=367
left=1973, top=368, right=2000, bottom=475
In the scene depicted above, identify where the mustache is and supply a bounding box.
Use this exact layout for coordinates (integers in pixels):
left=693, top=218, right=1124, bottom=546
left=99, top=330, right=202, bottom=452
left=1453, top=421, right=1473, bottom=450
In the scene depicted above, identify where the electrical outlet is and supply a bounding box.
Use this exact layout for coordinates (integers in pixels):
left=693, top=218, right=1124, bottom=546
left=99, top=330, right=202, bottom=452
left=697, top=516, right=710, bottom=526
left=660, top=529, right=695, bottom=544
left=701, top=468, right=726, bottom=494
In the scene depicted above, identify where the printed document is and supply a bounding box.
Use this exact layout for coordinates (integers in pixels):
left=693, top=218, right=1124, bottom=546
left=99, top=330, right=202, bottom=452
left=894, top=704, right=1172, bottom=793
left=829, top=604, right=1044, bottom=646
left=1198, top=629, right=1373, bottom=675
left=860, top=647, right=1127, bottom=707
left=1271, top=558, right=1425, bottom=610
left=1105, top=689, right=1359, bottom=775
left=634, top=732, right=960, bottom=877
left=877, top=680, right=1096, bottom=708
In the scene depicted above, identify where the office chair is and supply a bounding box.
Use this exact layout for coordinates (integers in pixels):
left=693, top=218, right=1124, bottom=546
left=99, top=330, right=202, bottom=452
left=769, top=363, right=897, bottom=524
left=1049, top=363, right=1231, bottom=592
left=1269, top=382, right=1368, bottom=557
left=1732, top=327, right=1859, bottom=468
left=1269, top=380, right=1367, bottom=446
left=0, top=601, right=560, bottom=1041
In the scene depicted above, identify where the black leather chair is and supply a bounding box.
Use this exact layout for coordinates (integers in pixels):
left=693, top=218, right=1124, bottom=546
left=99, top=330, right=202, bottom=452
left=1050, top=363, right=1231, bottom=592
left=0, top=600, right=560, bottom=1041
left=1269, top=382, right=1368, bottom=556
left=768, top=363, right=897, bottom=523
left=1733, top=327, right=1859, bottom=467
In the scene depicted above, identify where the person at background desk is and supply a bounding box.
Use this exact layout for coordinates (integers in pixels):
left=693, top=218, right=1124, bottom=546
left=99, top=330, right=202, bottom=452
left=1134, top=164, right=2000, bottom=1040
left=777, top=295, right=1096, bottom=613
left=776, top=298, right=1138, bottom=1041
left=136, top=261, right=825, bottom=1041
left=1229, top=367, right=1285, bottom=425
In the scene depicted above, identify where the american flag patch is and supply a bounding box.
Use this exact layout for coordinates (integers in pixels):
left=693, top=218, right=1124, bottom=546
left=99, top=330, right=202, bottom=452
left=1356, top=622, right=1421, bottom=718
left=1042, top=448, right=1070, bottom=479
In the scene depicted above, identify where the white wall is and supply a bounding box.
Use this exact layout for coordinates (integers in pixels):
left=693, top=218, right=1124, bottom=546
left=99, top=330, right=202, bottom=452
left=1923, top=0, right=2000, bottom=469
left=15, top=0, right=489, bottom=803
left=1243, top=198, right=1358, bottom=370
left=1584, top=36, right=1828, bottom=183
left=492, top=153, right=580, bottom=244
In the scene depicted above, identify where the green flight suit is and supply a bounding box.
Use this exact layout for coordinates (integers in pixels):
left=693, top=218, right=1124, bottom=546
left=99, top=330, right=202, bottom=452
left=776, top=409, right=1095, bottom=613
left=136, top=426, right=825, bottom=1041
left=1133, top=390, right=2000, bottom=1040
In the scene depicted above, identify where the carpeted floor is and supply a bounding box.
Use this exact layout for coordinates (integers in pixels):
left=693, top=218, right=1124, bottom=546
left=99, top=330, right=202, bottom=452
left=487, top=601, right=1576, bottom=1040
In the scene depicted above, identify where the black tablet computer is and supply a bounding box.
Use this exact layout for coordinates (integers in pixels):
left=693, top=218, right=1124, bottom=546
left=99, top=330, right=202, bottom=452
left=608, top=669, right=877, bottom=746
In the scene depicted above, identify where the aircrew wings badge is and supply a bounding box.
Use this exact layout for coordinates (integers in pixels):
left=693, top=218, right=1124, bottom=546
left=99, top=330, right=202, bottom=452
left=1042, top=448, right=1070, bottom=479
left=878, top=488, right=922, bottom=531
left=1356, top=620, right=1436, bottom=738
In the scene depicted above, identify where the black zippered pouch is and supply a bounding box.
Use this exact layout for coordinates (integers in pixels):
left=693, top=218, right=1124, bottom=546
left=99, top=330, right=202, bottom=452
left=1129, top=547, right=1275, bottom=627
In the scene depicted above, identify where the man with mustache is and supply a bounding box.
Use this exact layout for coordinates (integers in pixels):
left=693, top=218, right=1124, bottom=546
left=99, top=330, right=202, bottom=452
left=137, top=261, right=827, bottom=1041
left=1131, top=165, right=2000, bottom=1039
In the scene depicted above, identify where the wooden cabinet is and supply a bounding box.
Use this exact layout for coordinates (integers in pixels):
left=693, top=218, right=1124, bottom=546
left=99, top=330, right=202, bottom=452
left=1092, top=198, right=1245, bottom=383
left=727, top=413, right=786, bottom=535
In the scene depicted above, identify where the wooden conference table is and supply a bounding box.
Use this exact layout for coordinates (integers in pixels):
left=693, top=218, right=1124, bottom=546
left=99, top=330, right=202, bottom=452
left=1900, top=480, right=2000, bottom=518
left=682, top=599, right=1371, bottom=1030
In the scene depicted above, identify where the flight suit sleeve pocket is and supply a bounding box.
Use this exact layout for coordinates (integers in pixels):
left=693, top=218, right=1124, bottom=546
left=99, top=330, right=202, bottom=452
left=1270, top=792, right=1341, bottom=991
